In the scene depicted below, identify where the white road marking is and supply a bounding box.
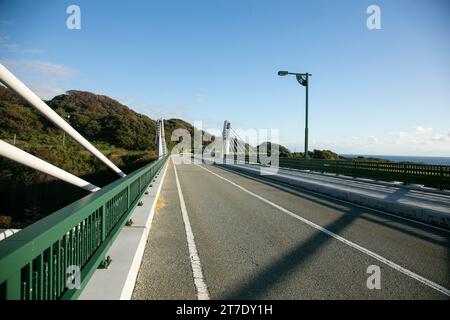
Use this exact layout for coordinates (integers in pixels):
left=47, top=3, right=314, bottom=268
left=173, top=161, right=210, bottom=300
left=196, top=164, right=450, bottom=297
left=229, top=164, right=450, bottom=233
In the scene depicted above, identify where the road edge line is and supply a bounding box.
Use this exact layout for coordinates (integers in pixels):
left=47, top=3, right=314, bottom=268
left=197, top=164, right=450, bottom=297
left=173, top=161, right=210, bottom=300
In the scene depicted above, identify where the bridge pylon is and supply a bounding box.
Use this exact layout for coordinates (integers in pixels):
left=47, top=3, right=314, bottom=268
left=222, top=120, right=231, bottom=160
left=156, top=118, right=168, bottom=157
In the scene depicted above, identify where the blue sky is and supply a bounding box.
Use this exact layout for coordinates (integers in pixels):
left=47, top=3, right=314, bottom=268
left=1, top=0, right=449, bottom=156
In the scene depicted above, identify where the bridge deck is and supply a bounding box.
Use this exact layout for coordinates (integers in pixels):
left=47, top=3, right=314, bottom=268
left=132, top=158, right=449, bottom=299
left=230, top=163, right=450, bottom=215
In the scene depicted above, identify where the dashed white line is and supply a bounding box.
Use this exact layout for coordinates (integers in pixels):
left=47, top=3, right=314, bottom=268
left=173, top=160, right=210, bottom=300
left=196, top=164, right=450, bottom=297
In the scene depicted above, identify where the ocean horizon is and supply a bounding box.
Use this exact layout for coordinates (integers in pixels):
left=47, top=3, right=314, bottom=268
left=340, top=154, right=450, bottom=166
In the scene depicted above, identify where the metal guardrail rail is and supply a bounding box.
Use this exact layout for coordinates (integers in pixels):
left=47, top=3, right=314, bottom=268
left=277, top=158, right=450, bottom=190
left=0, top=155, right=168, bottom=300
left=235, top=156, right=450, bottom=190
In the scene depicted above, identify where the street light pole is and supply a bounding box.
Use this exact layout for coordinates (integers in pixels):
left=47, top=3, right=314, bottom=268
left=278, top=70, right=311, bottom=159
left=304, top=73, right=309, bottom=159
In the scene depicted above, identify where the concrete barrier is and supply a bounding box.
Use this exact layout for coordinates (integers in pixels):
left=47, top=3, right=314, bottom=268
left=220, top=163, right=450, bottom=230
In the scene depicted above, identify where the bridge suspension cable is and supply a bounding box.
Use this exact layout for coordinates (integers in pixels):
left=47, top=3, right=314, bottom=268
left=0, top=64, right=126, bottom=178
left=0, top=140, right=100, bottom=192
left=229, top=127, right=257, bottom=156
left=222, top=121, right=258, bottom=163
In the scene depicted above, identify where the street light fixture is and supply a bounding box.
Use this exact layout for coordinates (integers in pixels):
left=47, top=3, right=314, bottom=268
left=278, top=70, right=312, bottom=159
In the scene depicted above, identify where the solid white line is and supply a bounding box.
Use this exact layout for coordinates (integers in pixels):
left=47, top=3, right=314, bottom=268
left=196, top=164, right=450, bottom=297
left=226, top=164, right=450, bottom=233
left=173, top=161, right=210, bottom=300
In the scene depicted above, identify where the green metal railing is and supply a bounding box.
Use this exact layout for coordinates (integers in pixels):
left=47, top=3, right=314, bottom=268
left=238, top=156, right=450, bottom=190
left=0, top=155, right=168, bottom=300
left=275, top=158, right=450, bottom=190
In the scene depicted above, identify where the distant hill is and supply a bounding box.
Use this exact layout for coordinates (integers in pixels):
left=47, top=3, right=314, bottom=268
left=256, top=142, right=291, bottom=157
left=0, top=87, right=206, bottom=181
left=48, top=90, right=158, bottom=151
left=0, top=86, right=385, bottom=228
left=0, top=85, right=387, bottom=178
left=0, top=87, right=208, bottom=227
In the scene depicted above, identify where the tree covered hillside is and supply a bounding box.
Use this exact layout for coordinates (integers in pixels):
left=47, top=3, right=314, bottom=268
left=0, top=87, right=199, bottom=227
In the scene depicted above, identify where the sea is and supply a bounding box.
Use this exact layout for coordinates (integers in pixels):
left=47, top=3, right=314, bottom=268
left=340, top=154, right=450, bottom=166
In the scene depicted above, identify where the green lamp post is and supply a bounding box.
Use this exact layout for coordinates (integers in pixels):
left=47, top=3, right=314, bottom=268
left=278, top=70, right=311, bottom=159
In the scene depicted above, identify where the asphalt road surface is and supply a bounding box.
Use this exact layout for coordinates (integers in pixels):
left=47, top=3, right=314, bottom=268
left=132, top=158, right=450, bottom=300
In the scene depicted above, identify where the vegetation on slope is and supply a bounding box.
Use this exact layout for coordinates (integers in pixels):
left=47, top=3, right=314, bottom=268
left=0, top=87, right=198, bottom=228
left=0, top=86, right=388, bottom=228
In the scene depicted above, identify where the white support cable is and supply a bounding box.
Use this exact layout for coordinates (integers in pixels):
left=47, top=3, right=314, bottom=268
left=230, top=129, right=247, bottom=155
left=229, top=126, right=240, bottom=154
left=231, top=137, right=240, bottom=153
left=0, top=140, right=100, bottom=192
left=0, top=64, right=126, bottom=177
left=230, top=128, right=258, bottom=155
left=231, top=130, right=245, bottom=152
left=236, top=141, right=246, bottom=155
left=230, top=128, right=246, bottom=144
left=237, top=140, right=247, bottom=153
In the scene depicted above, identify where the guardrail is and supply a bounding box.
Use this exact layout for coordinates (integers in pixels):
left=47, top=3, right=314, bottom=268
left=0, top=155, right=168, bottom=300
left=276, top=158, right=450, bottom=190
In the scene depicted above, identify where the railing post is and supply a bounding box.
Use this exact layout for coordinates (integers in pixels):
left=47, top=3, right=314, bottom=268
left=403, top=163, right=408, bottom=185
left=376, top=163, right=379, bottom=181
left=101, top=205, right=106, bottom=241
left=5, top=272, right=21, bottom=300
left=440, top=166, right=444, bottom=190
left=127, top=185, right=130, bottom=209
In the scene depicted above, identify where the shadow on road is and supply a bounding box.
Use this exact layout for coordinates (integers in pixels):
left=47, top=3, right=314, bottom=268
left=215, top=164, right=450, bottom=299
left=220, top=204, right=360, bottom=299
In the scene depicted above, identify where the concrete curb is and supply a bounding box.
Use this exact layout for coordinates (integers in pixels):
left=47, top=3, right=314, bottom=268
left=220, top=163, right=450, bottom=229
left=275, top=164, right=450, bottom=197
left=78, top=160, right=169, bottom=300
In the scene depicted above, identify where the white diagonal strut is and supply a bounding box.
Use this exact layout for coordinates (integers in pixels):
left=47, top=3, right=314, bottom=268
left=0, top=140, right=100, bottom=192
left=0, top=64, right=126, bottom=177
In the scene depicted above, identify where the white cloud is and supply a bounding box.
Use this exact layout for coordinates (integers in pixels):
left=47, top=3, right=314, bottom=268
left=28, top=84, right=66, bottom=100
left=0, top=20, right=12, bottom=27
left=1, top=59, right=75, bottom=78
left=0, top=59, right=76, bottom=100
left=107, top=93, right=191, bottom=120
left=393, top=131, right=431, bottom=145
left=431, top=133, right=450, bottom=142
left=196, top=94, right=205, bottom=104
left=0, top=35, right=42, bottom=55
left=415, top=126, right=433, bottom=134
left=367, top=136, right=379, bottom=144
left=307, top=127, right=450, bottom=156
